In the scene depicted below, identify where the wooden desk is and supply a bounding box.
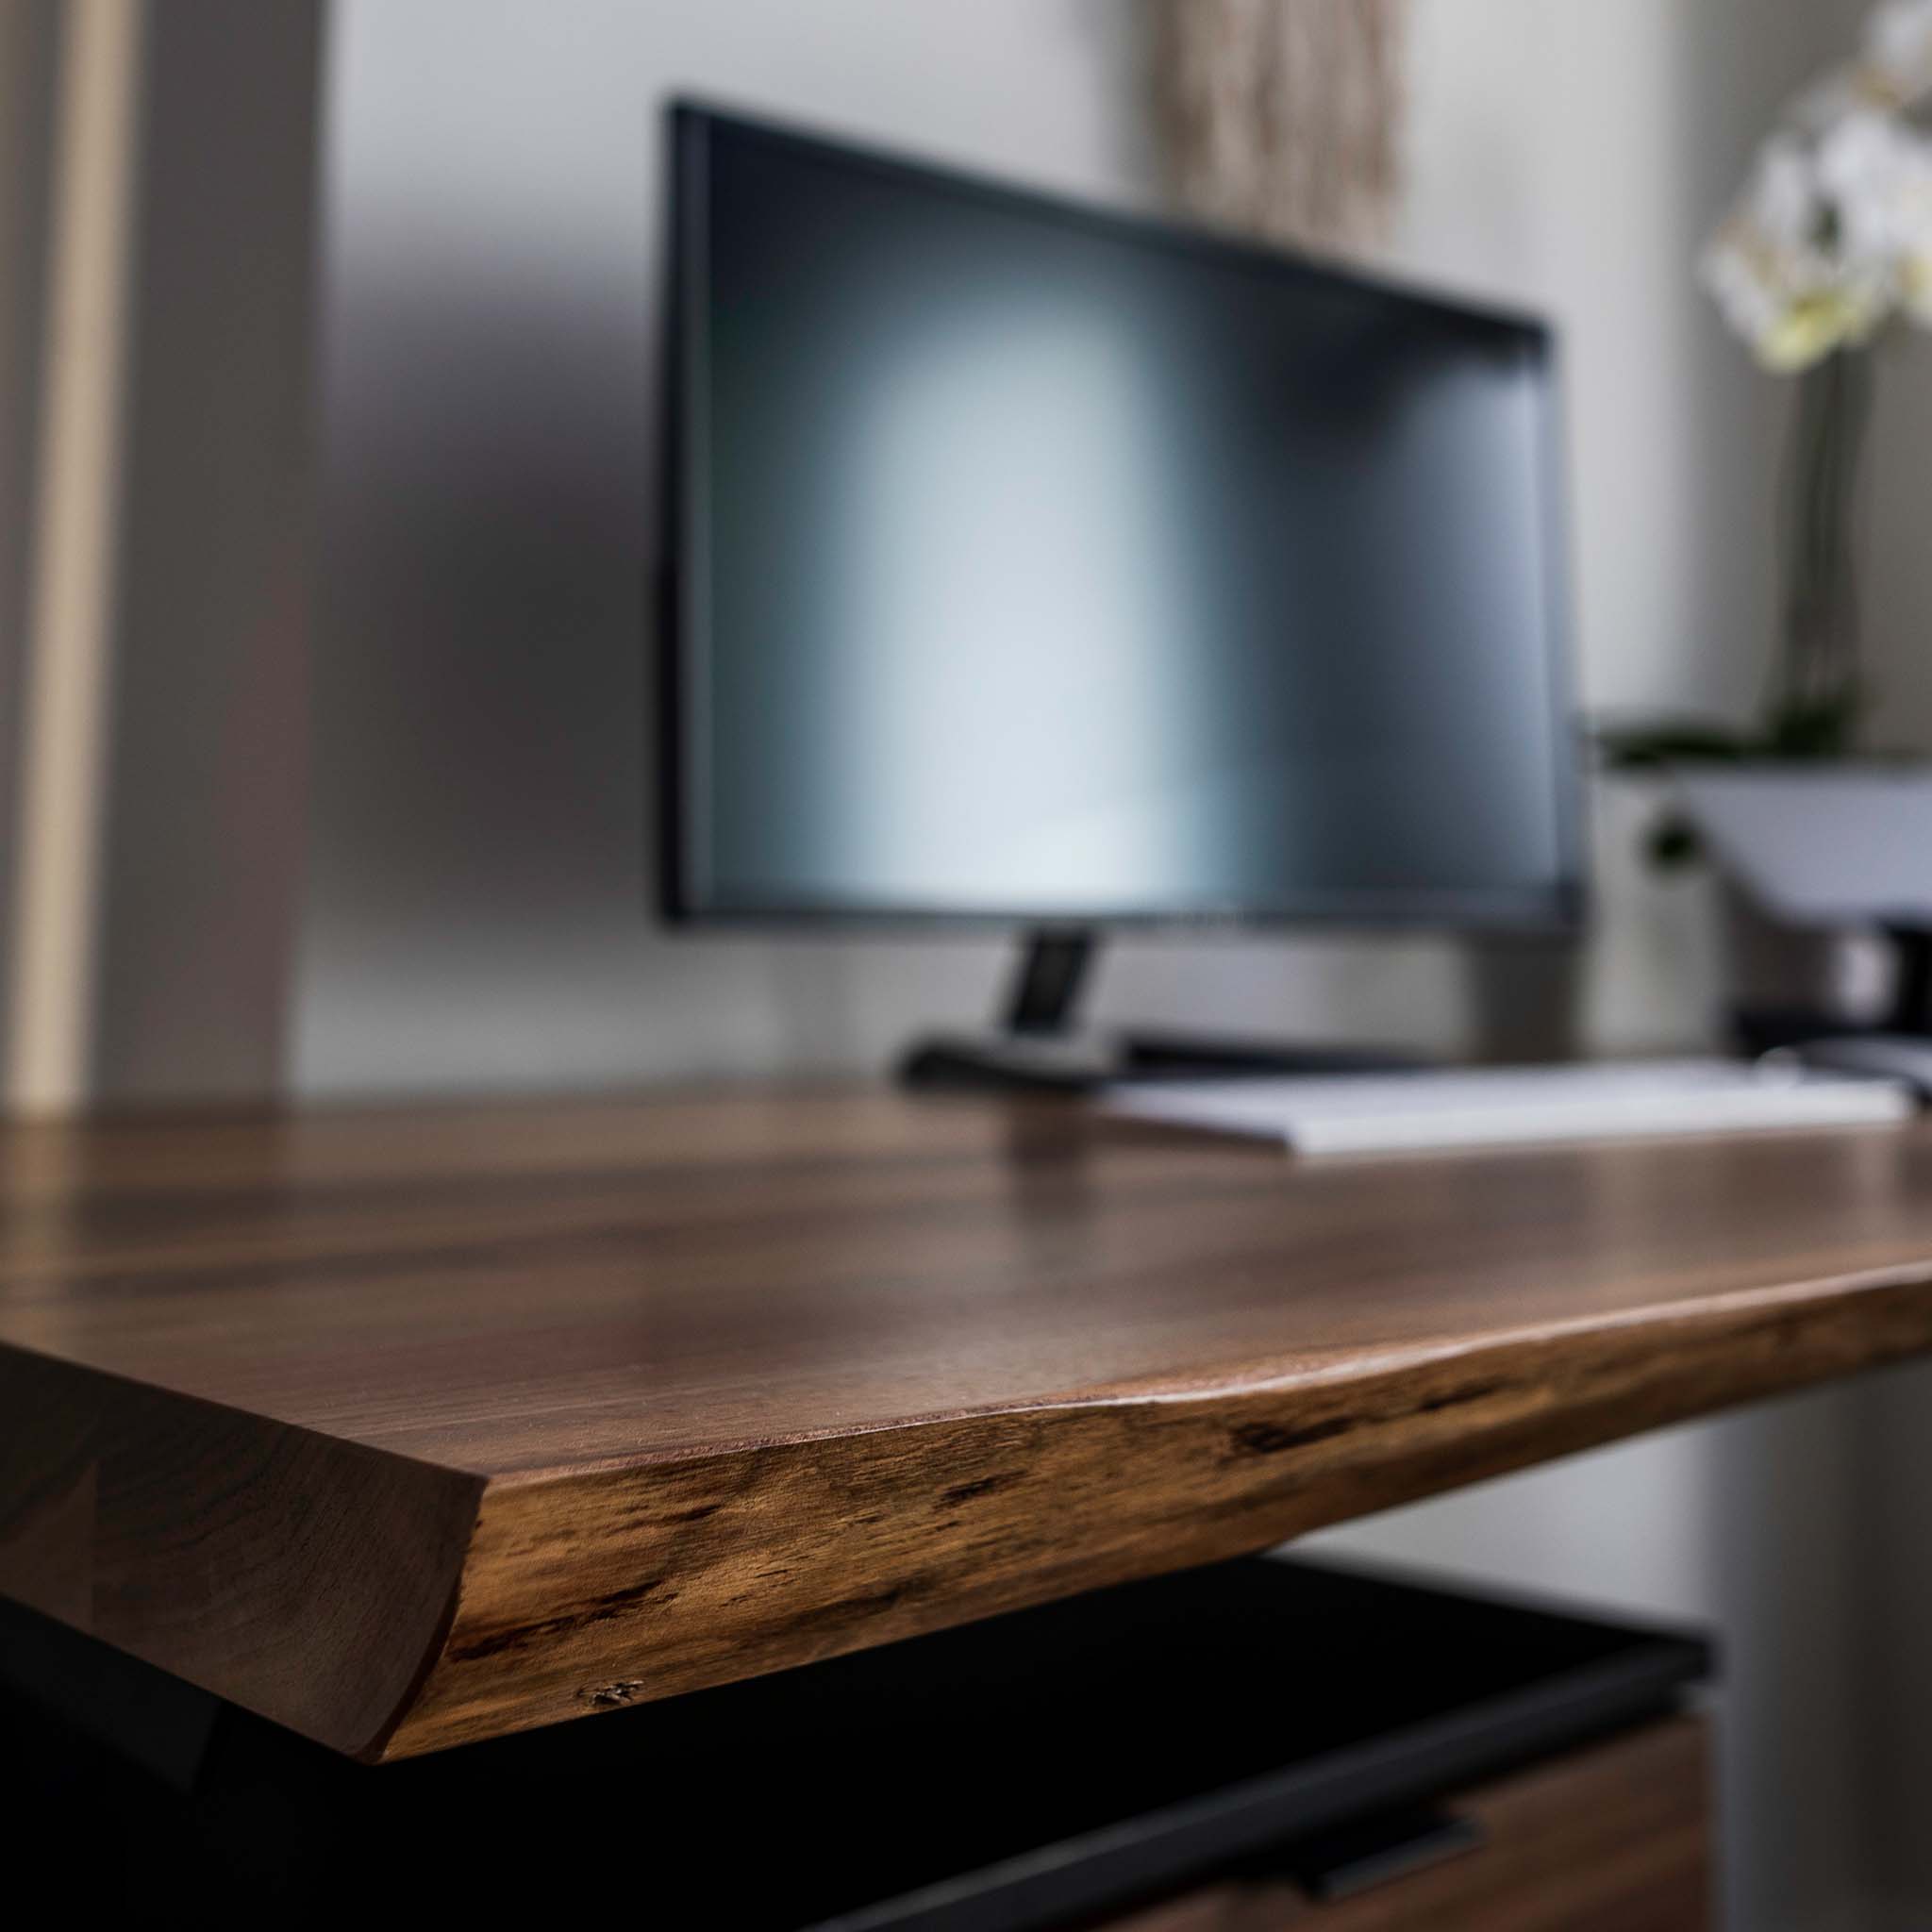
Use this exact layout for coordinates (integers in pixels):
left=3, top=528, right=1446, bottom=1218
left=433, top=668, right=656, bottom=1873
left=4, top=1086, right=1932, bottom=1764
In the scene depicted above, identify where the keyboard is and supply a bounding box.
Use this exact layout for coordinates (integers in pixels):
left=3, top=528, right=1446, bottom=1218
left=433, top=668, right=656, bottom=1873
left=1101, top=1058, right=1916, bottom=1156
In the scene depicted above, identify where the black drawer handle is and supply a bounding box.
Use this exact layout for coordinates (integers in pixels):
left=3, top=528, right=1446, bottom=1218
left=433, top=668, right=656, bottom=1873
left=1261, top=1804, right=1486, bottom=1903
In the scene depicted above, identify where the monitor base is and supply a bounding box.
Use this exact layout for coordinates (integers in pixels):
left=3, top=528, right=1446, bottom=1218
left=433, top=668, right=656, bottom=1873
left=898, top=1029, right=1426, bottom=1093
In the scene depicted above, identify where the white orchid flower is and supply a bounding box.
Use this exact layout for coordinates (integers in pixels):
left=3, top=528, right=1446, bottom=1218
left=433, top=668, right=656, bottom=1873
left=1705, top=6, right=1932, bottom=369
left=1705, top=131, right=1890, bottom=369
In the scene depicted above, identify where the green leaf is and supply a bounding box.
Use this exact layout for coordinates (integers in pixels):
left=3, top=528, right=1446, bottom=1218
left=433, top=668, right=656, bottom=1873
left=1593, top=719, right=1757, bottom=769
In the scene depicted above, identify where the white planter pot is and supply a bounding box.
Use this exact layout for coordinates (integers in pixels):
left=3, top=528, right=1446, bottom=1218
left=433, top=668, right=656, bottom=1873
left=1674, top=764, right=1932, bottom=1027
left=1673, top=764, right=1932, bottom=929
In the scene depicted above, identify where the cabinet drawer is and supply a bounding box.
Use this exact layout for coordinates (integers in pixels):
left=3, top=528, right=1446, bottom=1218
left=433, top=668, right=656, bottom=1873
left=1102, top=1714, right=1712, bottom=1932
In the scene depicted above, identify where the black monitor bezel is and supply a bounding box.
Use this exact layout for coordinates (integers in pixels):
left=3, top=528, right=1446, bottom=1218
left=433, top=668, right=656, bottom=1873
left=661, top=100, right=1585, bottom=937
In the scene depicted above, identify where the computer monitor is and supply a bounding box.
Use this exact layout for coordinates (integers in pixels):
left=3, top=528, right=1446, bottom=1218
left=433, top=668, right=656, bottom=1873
left=663, top=105, right=1581, bottom=1080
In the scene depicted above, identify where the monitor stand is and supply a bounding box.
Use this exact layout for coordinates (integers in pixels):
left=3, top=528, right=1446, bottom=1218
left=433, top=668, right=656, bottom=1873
left=896, top=927, right=1427, bottom=1093
left=1736, top=924, right=1932, bottom=1057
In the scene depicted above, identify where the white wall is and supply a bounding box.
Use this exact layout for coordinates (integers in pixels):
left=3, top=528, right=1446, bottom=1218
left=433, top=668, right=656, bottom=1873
left=305, top=5, right=1899, bottom=1927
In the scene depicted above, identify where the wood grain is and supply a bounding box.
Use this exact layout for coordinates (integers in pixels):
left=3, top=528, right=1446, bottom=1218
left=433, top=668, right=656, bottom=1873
left=4, top=1084, right=1932, bottom=1758
left=1103, top=1713, right=1711, bottom=1929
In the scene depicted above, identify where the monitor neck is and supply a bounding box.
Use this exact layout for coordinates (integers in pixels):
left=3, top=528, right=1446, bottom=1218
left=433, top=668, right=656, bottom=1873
left=1004, top=927, right=1099, bottom=1037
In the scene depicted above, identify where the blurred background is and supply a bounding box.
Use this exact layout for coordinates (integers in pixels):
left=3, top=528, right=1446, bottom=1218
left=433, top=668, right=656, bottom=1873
left=5, top=2, right=1932, bottom=1925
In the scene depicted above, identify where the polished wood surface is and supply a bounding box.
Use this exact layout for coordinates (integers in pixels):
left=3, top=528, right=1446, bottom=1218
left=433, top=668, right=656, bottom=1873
left=1104, top=1714, right=1711, bottom=1930
left=4, top=1084, right=1932, bottom=1760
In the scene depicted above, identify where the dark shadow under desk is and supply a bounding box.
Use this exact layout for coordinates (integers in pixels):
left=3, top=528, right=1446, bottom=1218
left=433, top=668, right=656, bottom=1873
left=0, top=1553, right=1713, bottom=1930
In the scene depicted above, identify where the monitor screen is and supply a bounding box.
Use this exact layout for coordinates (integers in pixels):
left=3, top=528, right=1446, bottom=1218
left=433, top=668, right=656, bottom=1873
left=666, top=107, right=1579, bottom=929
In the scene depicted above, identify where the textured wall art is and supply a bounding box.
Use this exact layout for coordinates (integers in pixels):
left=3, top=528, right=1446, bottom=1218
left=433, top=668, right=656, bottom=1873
left=1156, top=0, right=1407, bottom=253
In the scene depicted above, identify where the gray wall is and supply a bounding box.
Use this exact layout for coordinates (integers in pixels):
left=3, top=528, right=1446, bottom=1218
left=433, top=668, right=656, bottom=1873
left=89, top=0, right=323, bottom=1101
